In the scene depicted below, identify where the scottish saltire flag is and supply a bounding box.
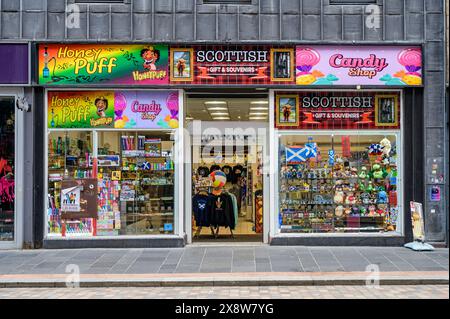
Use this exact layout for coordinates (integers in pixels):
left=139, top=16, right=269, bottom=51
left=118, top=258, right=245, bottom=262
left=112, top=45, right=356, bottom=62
left=286, top=145, right=317, bottom=163
left=305, top=142, right=318, bottom=157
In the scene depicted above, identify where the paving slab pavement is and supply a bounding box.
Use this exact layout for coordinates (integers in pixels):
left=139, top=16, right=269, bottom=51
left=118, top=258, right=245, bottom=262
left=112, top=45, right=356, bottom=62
left=0, top=246, right=448, bottom=287
left=0, top=285, right=448, bottom=299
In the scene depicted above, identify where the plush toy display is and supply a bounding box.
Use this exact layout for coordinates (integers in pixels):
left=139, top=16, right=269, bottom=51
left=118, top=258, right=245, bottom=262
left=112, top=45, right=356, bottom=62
left=377, top=187, right=388, bottom=204
left=358, top=167, right=368, bottom=179
left=345, top=192, right=356, bottom=205
left=380, top=138, right=392, bottom=156
left=335, top=205, right=344, bottom=217
left=279, top=134, right=398, bottom=233
left=333, top=189, right=345, bottom=204
left=371, top=163, right=384, bottom=179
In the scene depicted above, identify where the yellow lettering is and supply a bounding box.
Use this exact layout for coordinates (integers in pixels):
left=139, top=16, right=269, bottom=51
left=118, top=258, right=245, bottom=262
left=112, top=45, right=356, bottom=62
left=74, top=58, right=88, bottom=74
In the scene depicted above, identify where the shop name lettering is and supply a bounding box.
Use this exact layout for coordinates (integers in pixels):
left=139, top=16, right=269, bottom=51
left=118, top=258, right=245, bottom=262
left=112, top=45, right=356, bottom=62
left=329, top=54, right=389, bottom=79
left=132, top=70, right=167, bottom=81
left=302, top=96, right=373, bottom=108
left=51, top=96, right=113, bottom=126
left=197, top=50, right=269, bottom=63
left=57, top=47, right=117, bottom=75
left=131, top=100, right=162, bottom=120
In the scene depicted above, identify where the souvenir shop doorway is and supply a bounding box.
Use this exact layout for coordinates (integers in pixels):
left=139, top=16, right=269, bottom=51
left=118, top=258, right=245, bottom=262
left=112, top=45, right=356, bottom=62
left=185, top=91, right=269, bottom=243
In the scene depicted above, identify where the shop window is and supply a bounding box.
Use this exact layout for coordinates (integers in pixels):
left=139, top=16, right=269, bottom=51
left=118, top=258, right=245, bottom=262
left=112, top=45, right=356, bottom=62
left=278, top=134, right=400, bottom=234
left=47, top=130, right=175, bottom=237
left=0, top=97, right=15, bottom=241
left=47, top=131, right=94, bottom=236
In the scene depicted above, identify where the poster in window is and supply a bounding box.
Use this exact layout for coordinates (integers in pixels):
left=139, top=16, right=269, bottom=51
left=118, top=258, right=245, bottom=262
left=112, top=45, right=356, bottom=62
left=276, top=95, right=299, bottom=127
left=60, top=179, right=97, bottom=219
left=271, top=48, right=294, bottom=82
left=375, top=94, right=398, bottom=126
left=170, top=48, right=194, bottom=82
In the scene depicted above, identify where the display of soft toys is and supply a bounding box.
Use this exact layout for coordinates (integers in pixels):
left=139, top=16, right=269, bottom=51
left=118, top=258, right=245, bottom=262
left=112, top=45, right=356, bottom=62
left=358, top=166, right=368, bottom=179
left=345, top=192, right=357, bottom=205
left=371, top=163, right=384, bottom=179
left=351, top=206, right=360, bottom=216
left=368, top=143, right=383, bottom=155
left=350, top=167, right=358, bottom=178
left=359, top=206, right=367, bottom=216
left=368, top=205, right=377, bottom=216
left=380, top=138, right=392, bottom=157
left=335, top=205, right=344, bottom=217
left=333, top=188, right=345, bottom=204
left=377, top=187, right=388, bottom=204
left=366, top=181, right=374, bottom=192
left=344, top=207, right=352, bottom=216
left=361, top=192, right=371, bottom=205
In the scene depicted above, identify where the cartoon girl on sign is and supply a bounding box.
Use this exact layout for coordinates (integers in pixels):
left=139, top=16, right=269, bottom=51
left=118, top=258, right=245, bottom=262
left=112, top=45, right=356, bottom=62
left=141, top=47, right=160, bottom=71
left=94, top=97, right=108, bottom=118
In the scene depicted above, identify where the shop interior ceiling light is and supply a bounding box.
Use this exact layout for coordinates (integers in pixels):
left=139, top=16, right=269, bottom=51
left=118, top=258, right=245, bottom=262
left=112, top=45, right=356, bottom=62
left=249, top=112, right=268, bottom=116
left=250, top=106, right=269, bottom=111
left=205, top=101, right=227, bottom=105
left=212, top=117, right=231, bottom=120
left=249, top=116, right=267, bottom=120
left=207, top=107, right=228, bottom=111
left=250, top=101, right=269, bottom=104
left=210, top=112, right=230, bottom=116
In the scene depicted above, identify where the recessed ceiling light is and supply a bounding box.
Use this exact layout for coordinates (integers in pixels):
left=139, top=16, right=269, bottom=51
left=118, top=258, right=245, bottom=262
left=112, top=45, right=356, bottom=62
left=205, top=101, right=227, bottom=105
left=250, top=101, right=269, bottom=105
left=249, top=116, right=268, bottom=120
left=249, top=112, right=268, bottom=116
left=250, top=107, right=269, bottom=111
left=212, top=117, right=230, bottom=120
left=210, top=112, right=230, bottom=116
left=206, top=107, right=228, bottom=111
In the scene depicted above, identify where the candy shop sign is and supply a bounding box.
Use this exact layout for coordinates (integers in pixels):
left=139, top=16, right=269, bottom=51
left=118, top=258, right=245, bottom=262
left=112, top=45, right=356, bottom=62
left=296, top=46, right=422, bottom=86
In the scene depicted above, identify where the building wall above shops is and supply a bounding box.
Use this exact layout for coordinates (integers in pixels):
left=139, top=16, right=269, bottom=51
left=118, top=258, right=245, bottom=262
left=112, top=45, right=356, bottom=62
left=0, top=0, right=445, bottom=43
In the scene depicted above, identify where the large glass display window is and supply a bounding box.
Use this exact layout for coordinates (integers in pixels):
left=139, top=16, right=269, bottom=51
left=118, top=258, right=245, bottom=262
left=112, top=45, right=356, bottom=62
left=278, top=133, right=401, bottom=234
left=46, top=90, right=180, bottom=238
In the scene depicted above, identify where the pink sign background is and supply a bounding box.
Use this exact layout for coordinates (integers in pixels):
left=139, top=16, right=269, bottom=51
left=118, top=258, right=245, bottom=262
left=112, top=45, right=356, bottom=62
left=114, top=91, right=179, bottom=129
left=296, top=46, right=422, bottom=86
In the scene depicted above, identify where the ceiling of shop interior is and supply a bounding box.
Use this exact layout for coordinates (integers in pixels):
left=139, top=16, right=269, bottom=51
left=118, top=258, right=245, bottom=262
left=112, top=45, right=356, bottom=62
left=186, top=97, right=269, bottom=121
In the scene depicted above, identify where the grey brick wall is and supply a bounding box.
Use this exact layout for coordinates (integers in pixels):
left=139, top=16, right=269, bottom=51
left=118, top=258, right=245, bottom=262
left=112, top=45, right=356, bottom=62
left=0, top=0, right=447, bottom=243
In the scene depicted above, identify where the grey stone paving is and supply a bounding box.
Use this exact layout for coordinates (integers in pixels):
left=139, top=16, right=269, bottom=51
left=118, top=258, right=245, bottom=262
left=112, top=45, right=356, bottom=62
left=0, top=285, right=447, bottom=299
left=0, top=246, right=448, bottom=275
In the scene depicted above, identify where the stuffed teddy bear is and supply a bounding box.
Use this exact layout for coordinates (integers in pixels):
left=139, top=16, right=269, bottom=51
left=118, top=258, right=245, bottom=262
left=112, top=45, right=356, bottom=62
left=380, top=138, right=392, bottom=157
left=335, top=205, right=344, bottom=217
left=345, top=192, right=357, bottom=205
left=334, top=189, right=345, bottom=204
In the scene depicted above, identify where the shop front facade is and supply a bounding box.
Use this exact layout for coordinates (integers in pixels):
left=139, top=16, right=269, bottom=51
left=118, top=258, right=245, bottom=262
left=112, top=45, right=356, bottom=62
left=1, top=0, right=446, bottom=249
left=0, top=43, right=30, bottom=249
left=35, top=42, right=427, bottom=248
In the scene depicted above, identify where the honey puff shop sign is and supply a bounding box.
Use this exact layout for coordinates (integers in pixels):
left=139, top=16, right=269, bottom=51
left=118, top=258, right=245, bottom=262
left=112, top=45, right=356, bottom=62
left=39, top=44, right=169, bottom=85
left=48, top=91, right=179, bottom=129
